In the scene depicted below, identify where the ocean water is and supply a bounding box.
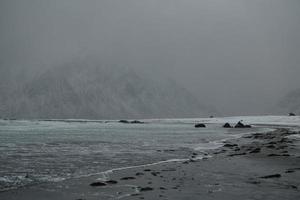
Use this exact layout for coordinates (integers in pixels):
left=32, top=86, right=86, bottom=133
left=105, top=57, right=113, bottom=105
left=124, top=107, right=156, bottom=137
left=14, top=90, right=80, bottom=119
left=0, top=119, right=270, bottom=191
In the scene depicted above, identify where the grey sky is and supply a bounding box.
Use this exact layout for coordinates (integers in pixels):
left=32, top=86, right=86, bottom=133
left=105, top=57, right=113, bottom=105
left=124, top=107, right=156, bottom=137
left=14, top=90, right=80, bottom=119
left=1, top=0, right=299, bottom=116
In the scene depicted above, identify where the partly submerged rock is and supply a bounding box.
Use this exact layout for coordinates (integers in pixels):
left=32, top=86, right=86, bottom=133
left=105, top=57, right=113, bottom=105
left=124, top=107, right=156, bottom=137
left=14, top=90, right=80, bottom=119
left=195, top=123, right=206, bottom=128
left=119, top=120, right=130, bottom=123
left=130, top=120, right=144, bottom=124
left=119, top=120, right=145, bottom=124
left=289, top=112, right=296, bottom=116
left=223, top=123, right=232, bottom=128
left=234, top=121, right=245, bottom=128
left=234, top=121, right=252, bottom=128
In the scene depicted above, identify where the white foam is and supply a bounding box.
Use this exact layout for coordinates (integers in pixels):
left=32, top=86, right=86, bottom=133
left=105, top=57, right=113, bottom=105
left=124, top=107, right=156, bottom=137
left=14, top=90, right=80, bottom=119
left=193, top=127, right=275, bottom=151
left=287, top=133, right=300, bottom=139
left=94, top=156, right=211, bottom=182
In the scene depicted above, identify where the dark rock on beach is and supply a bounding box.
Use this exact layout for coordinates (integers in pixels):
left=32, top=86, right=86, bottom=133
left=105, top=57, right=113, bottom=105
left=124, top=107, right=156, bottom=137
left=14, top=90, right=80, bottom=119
left=105, top=180, right=118, bottom=184
left=195, top=123, right=206, bottom=128
left=267, top=154, right=281, bottom=157
left=120, top=176, right=136, bottom=180
left=228, top=152, right=247, bottom=157
left=260, top=174, right=281, bottom=179
left=268, top=153, right=290, bottom=157
left=136, top=172, right=144, bottom=176
left=285, top=170, right=295, bottom=173
left=139, top=187, right=154, bottom=192
left=90, top=182, right=107, bottom=187
left=223, top=143, right=238, bottom=148
left=151, top=172, right=160, bottom=176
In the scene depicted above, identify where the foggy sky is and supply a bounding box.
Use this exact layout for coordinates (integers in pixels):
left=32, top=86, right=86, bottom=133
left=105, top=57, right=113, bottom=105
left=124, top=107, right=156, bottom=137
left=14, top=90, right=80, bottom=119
left=1, top=0, right=300, bottom=116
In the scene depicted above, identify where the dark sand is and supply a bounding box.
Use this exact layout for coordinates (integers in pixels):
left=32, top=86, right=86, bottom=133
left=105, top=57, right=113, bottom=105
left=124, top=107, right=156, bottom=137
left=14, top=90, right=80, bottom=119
left=1, top=128, right=299, bottom=200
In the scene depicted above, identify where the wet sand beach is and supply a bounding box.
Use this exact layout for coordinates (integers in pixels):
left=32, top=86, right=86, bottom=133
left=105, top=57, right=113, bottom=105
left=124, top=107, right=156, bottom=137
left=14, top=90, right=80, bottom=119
left=1, top=128, right=299, bottom=200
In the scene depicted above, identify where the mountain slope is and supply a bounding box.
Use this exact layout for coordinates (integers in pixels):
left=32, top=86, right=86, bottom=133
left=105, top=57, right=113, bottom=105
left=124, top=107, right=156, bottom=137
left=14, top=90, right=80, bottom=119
left=278, top=88, right=300, bottom=115
left=0, top=63, right=214, bottom=119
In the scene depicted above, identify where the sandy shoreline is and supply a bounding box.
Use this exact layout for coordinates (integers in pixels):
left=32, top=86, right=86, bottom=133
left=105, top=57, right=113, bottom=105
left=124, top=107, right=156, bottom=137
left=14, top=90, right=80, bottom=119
left=1, top=128, right=299, bottom=200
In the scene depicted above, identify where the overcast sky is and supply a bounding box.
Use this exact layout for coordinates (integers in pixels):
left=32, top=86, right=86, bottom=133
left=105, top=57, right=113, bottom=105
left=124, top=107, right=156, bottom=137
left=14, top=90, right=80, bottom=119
left=1, top=0, right=299, bottom=116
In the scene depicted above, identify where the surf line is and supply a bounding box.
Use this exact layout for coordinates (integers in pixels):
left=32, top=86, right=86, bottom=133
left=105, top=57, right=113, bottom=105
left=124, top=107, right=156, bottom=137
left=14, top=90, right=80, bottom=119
left=90, top=155, right=210, bottom=182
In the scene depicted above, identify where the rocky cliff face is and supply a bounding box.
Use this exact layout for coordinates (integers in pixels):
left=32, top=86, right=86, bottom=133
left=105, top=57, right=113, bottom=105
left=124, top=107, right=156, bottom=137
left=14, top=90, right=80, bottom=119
left=0, top=63, right=214, bottom=119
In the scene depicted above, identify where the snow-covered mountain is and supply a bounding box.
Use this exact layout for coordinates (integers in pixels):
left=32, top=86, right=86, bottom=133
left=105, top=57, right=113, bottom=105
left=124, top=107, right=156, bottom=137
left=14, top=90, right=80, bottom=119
left=0, top=62, right=214, bottom=119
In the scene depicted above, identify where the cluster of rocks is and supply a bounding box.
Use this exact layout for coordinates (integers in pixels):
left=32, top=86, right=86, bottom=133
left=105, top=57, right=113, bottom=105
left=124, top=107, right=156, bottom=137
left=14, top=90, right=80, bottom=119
left=89, top=167, right=167, bottom=198
left=216, top=128, right=297, bottom=158
left=213, top=129, right=299, bottom=189
left=87, top=128, right=299, bottom=199
left=195, top=121, right=252, bottom=129
left=223, top=121, right=252, bottom=128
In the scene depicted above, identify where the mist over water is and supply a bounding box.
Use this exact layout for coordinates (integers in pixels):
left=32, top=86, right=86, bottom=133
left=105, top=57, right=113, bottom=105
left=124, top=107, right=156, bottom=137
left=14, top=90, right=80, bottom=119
left=1, top=0, right=300, bottom=117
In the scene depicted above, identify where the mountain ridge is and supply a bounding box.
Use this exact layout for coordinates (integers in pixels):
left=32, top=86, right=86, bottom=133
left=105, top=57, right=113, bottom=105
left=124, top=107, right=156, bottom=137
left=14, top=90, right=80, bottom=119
left=0, top=63, right=215, bottom=119
left=277, top=88, right=300, bottom=115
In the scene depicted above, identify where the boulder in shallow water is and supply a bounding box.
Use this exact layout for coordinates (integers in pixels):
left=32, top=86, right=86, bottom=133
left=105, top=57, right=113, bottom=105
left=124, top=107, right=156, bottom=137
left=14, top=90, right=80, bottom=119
left=234, top=121, right=252, bottom=128
left=130, top=120, right=144, bottom=124
left=235, top=121, right=245, bottom=128
left=119, top=120, right=130, bottom=123
left=195, top=123, right=206, bottom=128
left=223, top=123, right=232, bottom=128
left=289, top=112, right=296, bottom=116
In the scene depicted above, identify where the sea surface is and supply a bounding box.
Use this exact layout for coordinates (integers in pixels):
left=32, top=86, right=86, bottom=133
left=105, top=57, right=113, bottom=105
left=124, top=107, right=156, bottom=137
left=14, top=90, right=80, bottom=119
left=0, top=118, right=274, bottom=191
